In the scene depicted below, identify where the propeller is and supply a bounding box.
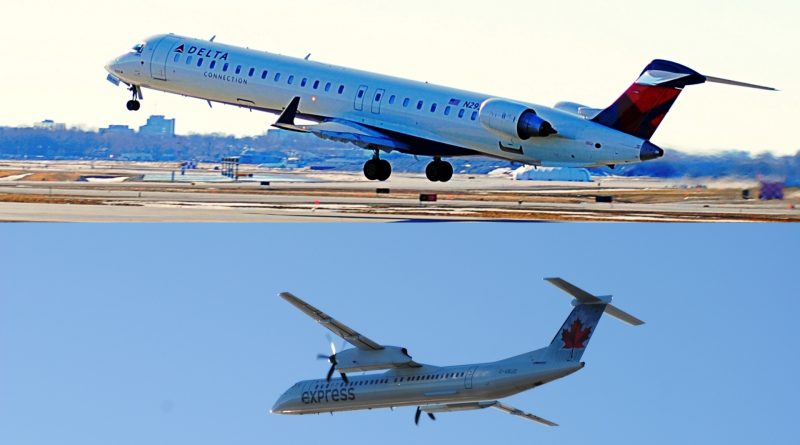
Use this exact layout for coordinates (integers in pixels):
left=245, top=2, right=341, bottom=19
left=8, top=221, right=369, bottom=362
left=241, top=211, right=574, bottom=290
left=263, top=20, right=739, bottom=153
left=414, top=407, right=436, bottom=425
left=317, top=335, right=349, bottom=384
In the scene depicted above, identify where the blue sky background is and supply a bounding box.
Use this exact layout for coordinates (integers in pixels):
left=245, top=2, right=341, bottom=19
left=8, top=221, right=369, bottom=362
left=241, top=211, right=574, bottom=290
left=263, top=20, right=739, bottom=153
left=1, top=224, right=798, bottom=444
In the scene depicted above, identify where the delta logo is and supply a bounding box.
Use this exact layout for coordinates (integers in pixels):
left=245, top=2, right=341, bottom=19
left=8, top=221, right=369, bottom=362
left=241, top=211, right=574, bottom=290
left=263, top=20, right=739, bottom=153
left=174, top=44, right=229, bottom=61
left=561, top=319, right=591, bottom=349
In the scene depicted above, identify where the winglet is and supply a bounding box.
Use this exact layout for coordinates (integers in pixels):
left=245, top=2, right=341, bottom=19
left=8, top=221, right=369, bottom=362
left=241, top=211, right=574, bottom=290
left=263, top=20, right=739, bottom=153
left=545, top=278, right=644, bottom=326
left=273, top=96, right=304, bottom=131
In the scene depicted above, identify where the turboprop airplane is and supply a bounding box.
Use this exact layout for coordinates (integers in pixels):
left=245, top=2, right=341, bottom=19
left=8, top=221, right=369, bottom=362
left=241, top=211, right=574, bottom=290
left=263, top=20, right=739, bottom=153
left=105, top=34, right=774, bottom=182
left=271, top=278, right=644, bottom=426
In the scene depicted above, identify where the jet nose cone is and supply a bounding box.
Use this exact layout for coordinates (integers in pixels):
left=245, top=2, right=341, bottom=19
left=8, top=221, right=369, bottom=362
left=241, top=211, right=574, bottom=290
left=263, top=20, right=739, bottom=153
left=640, top=141, right=664, bottom=161
left=104, top=59, right=117, bottom=74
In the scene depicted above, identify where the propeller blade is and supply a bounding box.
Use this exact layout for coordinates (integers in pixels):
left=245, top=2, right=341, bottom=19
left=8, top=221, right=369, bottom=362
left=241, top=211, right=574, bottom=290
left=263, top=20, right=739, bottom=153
left=326, top=363, right=336, bottom=382
left=340, top=372, right=349, bottom=385
left=427, top=413, right=436, bottom=421
left=325, top=334, right=337, bottom=355
left=316, top=353, right=330, bottom=360
left=414, top=407, right=421, bottom=425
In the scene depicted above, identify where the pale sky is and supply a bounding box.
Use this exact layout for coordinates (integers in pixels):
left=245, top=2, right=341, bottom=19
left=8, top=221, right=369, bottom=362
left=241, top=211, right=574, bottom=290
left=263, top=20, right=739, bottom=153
left=2, top=0, right=798, bottom=155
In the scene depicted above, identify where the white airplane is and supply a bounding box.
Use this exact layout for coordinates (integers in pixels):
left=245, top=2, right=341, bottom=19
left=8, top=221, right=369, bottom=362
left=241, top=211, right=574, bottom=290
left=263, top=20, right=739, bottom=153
left=271, top=278, right=643, bottom=426
left=105, top=34, right=774, bottom=182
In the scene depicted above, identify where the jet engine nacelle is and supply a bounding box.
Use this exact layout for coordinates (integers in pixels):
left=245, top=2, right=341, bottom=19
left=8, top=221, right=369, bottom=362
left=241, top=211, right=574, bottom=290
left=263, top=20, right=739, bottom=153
left=479, top=98, right=557, bottom=140
left=335, top=346, right=414, bottom=373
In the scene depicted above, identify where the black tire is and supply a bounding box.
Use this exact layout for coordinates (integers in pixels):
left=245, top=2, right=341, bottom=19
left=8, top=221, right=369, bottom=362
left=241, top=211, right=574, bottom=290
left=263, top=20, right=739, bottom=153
left=376, top=159, right=392, bottom=181
left=438, top=161, right=453, bottom=182
left=425, top=162, right=439, bottom=182
left=126, top=100, right=137, bottom=111
left=132, top=101, right=141, bottom=111
left=363, top=159, right=378, bottom=180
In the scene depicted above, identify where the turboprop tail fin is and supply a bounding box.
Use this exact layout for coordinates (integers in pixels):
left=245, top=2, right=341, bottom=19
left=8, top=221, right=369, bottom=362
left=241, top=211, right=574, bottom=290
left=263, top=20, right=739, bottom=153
left=543, top=278, right=643, bottom=362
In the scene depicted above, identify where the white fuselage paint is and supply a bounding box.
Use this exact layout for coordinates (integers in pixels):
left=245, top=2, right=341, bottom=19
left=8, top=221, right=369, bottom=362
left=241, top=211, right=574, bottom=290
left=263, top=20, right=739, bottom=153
left=271, top=350, right=583, bottom=415
left=106, top=34, right=647, bottom=167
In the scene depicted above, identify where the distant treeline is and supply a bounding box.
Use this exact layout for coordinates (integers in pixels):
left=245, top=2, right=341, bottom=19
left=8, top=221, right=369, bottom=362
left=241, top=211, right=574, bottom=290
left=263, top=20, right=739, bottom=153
left=0, top=126, right=797, bottom=183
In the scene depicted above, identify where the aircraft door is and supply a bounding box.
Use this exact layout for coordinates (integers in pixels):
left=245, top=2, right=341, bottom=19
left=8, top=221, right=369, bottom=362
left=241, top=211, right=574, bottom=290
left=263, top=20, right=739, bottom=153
left=464, top=366, right=478, bottom=390
left=354, top=85, right=369, bottom=111
left=371, top=88, right=385, bottom=114
left=149, top=36, right=175, bottom=81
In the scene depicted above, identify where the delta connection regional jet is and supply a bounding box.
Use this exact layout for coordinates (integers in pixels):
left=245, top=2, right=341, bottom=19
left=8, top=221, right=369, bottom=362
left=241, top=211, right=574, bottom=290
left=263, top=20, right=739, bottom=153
left=271, top=278, right=643, bottom=426
left=105, top=34, right=774, bottom=182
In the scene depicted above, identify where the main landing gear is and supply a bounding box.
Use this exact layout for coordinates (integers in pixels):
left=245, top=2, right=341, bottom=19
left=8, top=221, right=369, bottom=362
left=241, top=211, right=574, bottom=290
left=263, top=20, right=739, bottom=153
left=425, top=157, right=453, bottom=182
left=126, top=85, right=141, bottom=111
left=363, top=152, right=392, bottom=181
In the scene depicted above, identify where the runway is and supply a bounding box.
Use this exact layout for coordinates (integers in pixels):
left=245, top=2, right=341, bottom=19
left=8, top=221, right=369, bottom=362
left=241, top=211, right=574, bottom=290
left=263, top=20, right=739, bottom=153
left=1, top=161, right=798, bottom=222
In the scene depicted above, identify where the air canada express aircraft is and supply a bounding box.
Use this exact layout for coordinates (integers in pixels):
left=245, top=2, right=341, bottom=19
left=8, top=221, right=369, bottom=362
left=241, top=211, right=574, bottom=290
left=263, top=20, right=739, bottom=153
left=272, top=278, right=643, bottom=426
left=105, top=34, right=774, bottom=182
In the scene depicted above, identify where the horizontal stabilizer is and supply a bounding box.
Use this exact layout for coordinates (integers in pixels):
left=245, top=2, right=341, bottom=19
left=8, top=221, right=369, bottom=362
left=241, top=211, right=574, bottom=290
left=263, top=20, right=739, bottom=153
left=545, top=278, right=644, bottom=326
left=704, top=75, right=777, bottom=91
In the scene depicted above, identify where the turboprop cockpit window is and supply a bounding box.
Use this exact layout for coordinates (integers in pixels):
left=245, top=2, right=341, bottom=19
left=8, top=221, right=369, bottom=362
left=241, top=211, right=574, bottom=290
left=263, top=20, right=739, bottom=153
left=130, top=43, right=145, bottom=54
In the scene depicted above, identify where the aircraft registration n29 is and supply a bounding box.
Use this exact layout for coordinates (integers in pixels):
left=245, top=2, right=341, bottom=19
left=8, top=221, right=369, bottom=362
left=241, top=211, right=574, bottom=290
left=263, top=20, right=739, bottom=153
left=105, top=34, right=774, bottom=182
left=271, top=278, right=644, bottom=426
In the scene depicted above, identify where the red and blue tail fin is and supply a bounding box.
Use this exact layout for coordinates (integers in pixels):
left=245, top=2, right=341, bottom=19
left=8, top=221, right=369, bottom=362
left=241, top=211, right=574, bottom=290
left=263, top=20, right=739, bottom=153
left=592, top=59, right=776, bottom=141
left=591, top=60, right=706, bottom=140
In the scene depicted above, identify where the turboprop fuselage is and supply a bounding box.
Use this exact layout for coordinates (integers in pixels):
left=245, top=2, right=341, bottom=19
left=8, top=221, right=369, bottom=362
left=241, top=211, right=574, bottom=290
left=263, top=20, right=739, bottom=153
left=272, top=352, right=583, bottom=415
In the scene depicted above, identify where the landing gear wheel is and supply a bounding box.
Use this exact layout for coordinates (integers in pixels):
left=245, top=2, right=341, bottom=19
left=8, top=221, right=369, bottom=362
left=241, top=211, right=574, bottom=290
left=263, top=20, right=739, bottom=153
left=425, top=159, right=453, bottom=182
left=364, top=155, right=392, bottom=181
left=425, top=162, right=439, bottom=182
left=437, top=161, right=453, bottom=182
left=363, top=159, right=378, bottom=180
left=376, top=159, right=391, bottom=181
left=126, top=85, right=142, bottom=111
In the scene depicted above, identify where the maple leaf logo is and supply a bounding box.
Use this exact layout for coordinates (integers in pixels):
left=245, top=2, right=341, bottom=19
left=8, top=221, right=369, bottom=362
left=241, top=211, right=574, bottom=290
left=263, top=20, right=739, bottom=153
left=562, top=319, right=592, bottom=349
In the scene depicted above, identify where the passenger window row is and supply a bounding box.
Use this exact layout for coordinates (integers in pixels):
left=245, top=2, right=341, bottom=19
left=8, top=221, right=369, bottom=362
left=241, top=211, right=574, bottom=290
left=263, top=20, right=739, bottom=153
left=172, top=53, right=478, bottom=120
left=380, top=92, right=478, bottom=121
left=173, top=53, right=346, bottom=95
left=312, top=371, right=467, bottom=389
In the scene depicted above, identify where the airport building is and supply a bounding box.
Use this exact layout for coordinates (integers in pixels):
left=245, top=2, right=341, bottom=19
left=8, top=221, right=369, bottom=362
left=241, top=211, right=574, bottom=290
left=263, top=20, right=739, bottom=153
left=33, top=119, right=66, bottom=131
left=99, top=124, right=135, bottom=135
left=139, top=115, right=176, bottom=136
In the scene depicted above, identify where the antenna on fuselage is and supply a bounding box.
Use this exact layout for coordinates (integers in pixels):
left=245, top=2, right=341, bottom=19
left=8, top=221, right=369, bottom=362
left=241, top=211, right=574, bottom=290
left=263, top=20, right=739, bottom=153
left=304, top=53, right=311, bottom=60
left=209, top=35, right=216, bottom=42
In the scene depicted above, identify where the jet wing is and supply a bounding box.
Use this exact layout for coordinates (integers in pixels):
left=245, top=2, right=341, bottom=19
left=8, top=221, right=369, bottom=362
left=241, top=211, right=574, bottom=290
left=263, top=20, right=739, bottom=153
left=279, top=292, right=383, bottom=351
left=491, top=402, right=559, bottom=426
left=273, top=96, right=411, bottom=151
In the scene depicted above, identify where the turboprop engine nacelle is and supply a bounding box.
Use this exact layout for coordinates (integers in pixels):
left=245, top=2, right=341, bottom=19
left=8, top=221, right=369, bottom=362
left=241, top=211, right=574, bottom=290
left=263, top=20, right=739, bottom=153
left=335, top=346, right=415, bottom=373
left=479, top=98, right=557, bottom=140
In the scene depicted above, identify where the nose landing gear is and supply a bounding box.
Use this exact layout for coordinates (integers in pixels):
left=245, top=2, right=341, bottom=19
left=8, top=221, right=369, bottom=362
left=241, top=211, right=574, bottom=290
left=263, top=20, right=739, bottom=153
left=363, top=151, right=392, bottom=181
left=425, top=157, right=453, bottom=182
left=126, top=85, right=142, bottom=111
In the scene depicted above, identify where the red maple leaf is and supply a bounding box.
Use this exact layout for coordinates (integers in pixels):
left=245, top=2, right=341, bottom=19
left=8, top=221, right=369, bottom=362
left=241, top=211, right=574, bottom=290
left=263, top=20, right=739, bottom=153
left=562, top=319, right=592, bottom=349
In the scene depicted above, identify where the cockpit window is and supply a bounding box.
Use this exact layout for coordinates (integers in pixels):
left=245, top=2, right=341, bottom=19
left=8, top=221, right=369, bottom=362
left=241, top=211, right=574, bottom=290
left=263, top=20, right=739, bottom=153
left=130, top=43, right=145, bottom=54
